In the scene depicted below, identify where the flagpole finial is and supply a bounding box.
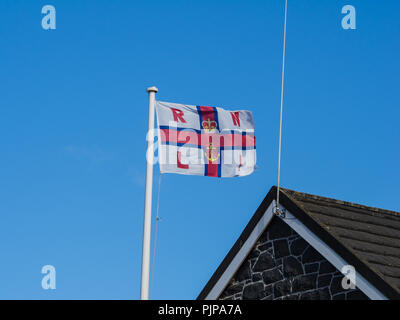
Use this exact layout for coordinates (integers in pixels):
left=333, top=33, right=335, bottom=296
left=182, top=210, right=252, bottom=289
left=147, top=86, right=158, bottom=93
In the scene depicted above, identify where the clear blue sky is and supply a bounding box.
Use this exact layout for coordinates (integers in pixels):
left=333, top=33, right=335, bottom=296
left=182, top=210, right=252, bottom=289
left=0, top=0, right=399, bottom=299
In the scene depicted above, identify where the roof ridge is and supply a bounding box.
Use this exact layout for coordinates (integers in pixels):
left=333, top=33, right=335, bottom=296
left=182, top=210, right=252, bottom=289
left=279, top=187, right=400, bottom=218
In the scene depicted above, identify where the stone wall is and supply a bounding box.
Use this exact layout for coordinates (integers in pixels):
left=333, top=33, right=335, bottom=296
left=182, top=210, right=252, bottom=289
left=219, top=217, right=369, bottom=300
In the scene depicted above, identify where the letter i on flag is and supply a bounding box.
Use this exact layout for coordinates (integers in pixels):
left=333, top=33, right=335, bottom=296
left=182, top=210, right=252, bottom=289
left=155, top=101, right=256, bottom=177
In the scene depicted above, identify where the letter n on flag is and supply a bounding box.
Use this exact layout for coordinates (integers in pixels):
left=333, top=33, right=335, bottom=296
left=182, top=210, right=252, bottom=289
left=155, top=101, right=256, bottom=178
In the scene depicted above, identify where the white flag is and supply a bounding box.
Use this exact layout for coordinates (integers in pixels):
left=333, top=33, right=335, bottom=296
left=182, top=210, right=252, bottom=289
left=155, top=101, right=256, bottom=178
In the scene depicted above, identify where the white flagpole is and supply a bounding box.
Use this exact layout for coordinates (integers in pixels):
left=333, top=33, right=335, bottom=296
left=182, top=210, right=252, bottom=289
left=141, top=86, right=158, bottom=300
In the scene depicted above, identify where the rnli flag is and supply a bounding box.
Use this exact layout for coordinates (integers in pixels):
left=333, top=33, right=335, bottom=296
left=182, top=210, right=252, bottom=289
left=155, top=101, right=256, bottom=178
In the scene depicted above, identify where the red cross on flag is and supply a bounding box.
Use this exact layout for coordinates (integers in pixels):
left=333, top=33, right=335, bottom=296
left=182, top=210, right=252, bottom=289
left=155, top=101, right=256, bottom=178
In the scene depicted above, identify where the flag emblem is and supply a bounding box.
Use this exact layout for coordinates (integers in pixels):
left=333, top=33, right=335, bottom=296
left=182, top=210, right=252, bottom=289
left=155, top=101, right=256, bottom=178
left=202, top=119, right=217, bottom=132
left=205, top=142, right=220, bottom=163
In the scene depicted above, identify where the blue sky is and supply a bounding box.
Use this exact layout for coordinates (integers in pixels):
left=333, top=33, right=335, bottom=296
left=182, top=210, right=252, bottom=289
left=0, top=0, right=399, bottom=299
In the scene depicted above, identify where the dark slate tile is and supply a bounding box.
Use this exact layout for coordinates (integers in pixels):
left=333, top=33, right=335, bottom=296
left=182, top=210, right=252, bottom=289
left=319, top=261, right=337, bottom=274
left=332, top=270, right=342, bottom=277
left=235, top=260, right=251, bottom=282
left=332, top=293, right=346, bottom=300
left=264, top=285, right=273, bottom=297
left=252, top=273, right=262, bottom=282
left=290, top=238, right=308, bottom=256
left=304, top=263, right=319, bottom=273
left=302, top=246, right=324, bottom=264
left=273, top=279, right=291, bottom=298
left=292, top=274, right=317, bottom=293
left=288, top=235, right=299, bottom=242
left=317, top=274, right=332, bottom=288
left=299, top=290, right=318, bottom=300
left=318, top=287, right=331, bottom=300
left=234, top=293, right=242, bottom=300
left=282, top=294, right=299, bottom=300
left=219, top=282, right=244, bottom=299
left=267, top=217, right=293, bottom=240
left=300, top=288, right=330, bottom=300
left=258, top=242, right=272, bottom=252
left=273, top=239, right=290, bottom=258
left=262, top=268, right=283, bottom=285
left=283, top=256, right=304, bottom=277
left=242, top=282, right=265, bottom=300
left=252, top=252, right=275, bottom=272
left=248, top=249, right=260, bottom=259
left=223, top=283, right=244, bottom=297
left=346, top=290, right=369, bottom=300
left=258, top=229, right=269, bottom=244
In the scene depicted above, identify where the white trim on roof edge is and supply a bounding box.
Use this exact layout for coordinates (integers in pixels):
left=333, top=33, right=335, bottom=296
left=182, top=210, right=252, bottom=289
left=279, top=202, right=387, bottom=300
left=204, top=201, right=387, bottom=300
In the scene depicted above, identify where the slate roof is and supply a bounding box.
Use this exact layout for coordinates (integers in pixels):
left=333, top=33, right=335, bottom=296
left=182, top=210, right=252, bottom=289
left=198, top=186, right=400, bottom=300
left=280, top=187, right=400, bottom=298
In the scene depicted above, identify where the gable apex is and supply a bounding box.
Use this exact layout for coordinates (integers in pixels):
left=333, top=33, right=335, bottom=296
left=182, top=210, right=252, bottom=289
left=198, top=186, right=400, bottom=300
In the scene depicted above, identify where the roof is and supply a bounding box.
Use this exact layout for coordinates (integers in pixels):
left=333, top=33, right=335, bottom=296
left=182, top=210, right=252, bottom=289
left=198, top=186, right=400, bottom=300
left=281, top=188, right=400, bottom=298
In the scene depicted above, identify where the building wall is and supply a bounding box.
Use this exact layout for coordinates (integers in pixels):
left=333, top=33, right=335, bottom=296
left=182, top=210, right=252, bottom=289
left=219, top=217, right=369, bottom=300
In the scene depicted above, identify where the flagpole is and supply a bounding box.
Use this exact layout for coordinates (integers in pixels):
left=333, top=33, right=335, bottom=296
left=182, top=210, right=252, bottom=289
left=275, top=0, right=287, bottom=218
left=141, top=86, right=158, bottom=300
